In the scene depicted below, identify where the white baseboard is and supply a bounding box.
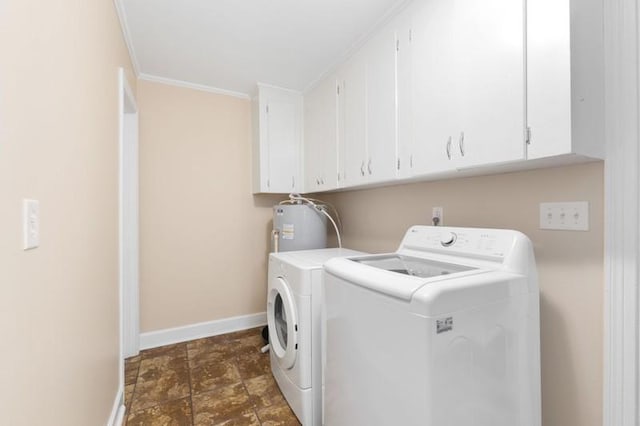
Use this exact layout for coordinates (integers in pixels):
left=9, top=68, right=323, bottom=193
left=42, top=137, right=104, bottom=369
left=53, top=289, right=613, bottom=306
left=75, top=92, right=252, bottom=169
left=139, top=312, right=267, bottom=350
left=106, top=385, right=125, bottom=426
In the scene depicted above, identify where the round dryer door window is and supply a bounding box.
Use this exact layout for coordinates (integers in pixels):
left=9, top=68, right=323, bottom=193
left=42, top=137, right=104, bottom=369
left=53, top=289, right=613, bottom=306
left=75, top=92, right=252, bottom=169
left=267, top=277, right=298, bottom=369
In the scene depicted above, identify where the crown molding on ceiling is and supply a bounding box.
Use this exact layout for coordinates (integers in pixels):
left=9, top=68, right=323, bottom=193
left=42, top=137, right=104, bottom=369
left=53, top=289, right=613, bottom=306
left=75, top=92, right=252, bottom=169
left=113, top=0, right=141, bottom=77
left=114, top=0, right=251, bottom=100
left=138, top=73, right=251, bottom=100
left=256, top=82, right=303, bottom=95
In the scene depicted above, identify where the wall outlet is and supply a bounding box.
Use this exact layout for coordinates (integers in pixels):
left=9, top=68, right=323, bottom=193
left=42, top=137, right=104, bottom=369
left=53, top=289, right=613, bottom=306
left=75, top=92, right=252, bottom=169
left=23, top=199, right=40, bottom=250
left=432, top=206, right=443, bottom=226
left=539, top=201, right=589, bottom=231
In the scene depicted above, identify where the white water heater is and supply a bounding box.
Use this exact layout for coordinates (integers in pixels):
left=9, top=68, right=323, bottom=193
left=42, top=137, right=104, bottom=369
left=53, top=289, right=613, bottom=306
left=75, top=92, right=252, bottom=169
left=272, top=204, right=327, bottom=252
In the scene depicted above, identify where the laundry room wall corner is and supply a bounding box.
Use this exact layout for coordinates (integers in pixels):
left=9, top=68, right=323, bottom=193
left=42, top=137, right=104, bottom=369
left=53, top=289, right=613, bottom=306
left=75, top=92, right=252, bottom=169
left=138, top=79, right=282, bottom=334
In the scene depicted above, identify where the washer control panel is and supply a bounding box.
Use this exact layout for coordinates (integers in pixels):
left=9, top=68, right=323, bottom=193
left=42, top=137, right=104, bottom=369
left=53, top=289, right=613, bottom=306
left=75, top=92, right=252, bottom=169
left=401, top=226, right=521, bottom=260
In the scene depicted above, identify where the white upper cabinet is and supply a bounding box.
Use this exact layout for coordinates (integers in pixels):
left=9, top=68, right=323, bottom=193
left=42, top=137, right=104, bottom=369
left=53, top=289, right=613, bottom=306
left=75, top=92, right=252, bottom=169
left=411, top=0, right=525, bottom=174
left=364, top=25, right=398, bottom=184
left=452, top=0, right=525, bottom=169
left=336, top=25, right=397, bottom=188
left=298, top=0, right=603, bottom=193
left=337, top=53, right=368, bottom=188
left=527, top=0, right=604, bottom=160
left=304, top=76, right=338, bottom=192
left=252, top=85, right=303, bottom=194
left=395, top=8, right=414, bottom=179
left=411, top=0, right=457, bottom=175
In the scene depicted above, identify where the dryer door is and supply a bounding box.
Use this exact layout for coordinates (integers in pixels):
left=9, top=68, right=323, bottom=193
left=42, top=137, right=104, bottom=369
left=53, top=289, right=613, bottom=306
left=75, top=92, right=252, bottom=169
left=267, top=277, right=298, bottom=369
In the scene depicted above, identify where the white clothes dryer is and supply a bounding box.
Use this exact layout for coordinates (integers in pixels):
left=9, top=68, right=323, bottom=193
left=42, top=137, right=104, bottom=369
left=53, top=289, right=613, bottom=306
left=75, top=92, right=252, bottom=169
left=323, top=226, right=541, bottom=426
left=267, top=248, right=365, bottom=426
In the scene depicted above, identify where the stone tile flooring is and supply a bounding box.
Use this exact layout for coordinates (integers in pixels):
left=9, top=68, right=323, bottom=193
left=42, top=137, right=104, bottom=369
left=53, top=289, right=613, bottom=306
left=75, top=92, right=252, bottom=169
left=124, top=327, right=301, bottom=426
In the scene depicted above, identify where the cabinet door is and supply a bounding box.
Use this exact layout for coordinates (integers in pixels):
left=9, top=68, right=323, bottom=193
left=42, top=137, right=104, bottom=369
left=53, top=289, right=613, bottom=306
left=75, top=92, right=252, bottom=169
left=452, top=0, right=525, bottom=168
left=365, top=27, right=397, bottom=183
left=526, top=0, right=572, bottom=160
left=304, top=77, right=338, bottom=191
left=338, top=54, right=367, bottom=187
left=304, top=88, right=323, bottom=192
left=319, top=78, right=339, bottom=190
left=411, top=0, right=458, bottom=175
left=266, top=99, right=299, bottom=193
left=396, top=7, right=414, bottom=179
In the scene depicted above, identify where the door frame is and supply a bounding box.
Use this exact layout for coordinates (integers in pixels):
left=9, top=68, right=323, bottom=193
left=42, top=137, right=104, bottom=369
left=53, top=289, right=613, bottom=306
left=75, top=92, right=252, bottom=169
left=118, top=67, right=139, bottom=390
left=603, top=0, right=640, bottom=424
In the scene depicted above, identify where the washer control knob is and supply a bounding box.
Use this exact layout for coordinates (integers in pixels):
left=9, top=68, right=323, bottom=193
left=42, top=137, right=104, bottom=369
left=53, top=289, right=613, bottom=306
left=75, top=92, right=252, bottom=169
left=440, top=232, right=457, bottom=247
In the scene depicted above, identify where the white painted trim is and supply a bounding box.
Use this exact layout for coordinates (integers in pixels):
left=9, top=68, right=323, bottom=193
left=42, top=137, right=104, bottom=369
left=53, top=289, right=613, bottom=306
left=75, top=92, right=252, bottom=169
left=106, top=386, right=125, bottom=426
left=118, top=66, right=140, bottom=386
left=139, top=73, right=251, bottom=100
left=603, top=0, right=640, bottom=425
left=139, top=312, right=267, bottom=350
left=113, top=0, right=141, bottom=77
left=256, top=81, right=303, bottom=95
left=122, top=73, right=137, bottom=112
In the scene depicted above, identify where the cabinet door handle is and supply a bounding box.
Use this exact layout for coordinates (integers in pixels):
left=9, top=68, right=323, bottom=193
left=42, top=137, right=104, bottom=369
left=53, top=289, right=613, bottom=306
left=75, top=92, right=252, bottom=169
left=410, top=154, right=413, bottom=168
left=292, top=176, right=295, bottom=189
left=446, top=137, right=452, bottom=160
left=458, top=132, right=465, bottom=156
left=367, top=158, right=372, bottom=175
left=360, top=161, right=365, bottom=176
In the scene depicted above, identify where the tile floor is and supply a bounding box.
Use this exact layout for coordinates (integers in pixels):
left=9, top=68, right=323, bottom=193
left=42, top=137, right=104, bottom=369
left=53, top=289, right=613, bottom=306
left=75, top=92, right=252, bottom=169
left=124, top=327, right=301, bottom=426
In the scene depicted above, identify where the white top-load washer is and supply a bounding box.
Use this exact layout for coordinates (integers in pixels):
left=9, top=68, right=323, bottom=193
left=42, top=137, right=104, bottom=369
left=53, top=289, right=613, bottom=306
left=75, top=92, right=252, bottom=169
left=323, top=226, right=541, bottom=426
left=267, top=248, right=365, bottom=426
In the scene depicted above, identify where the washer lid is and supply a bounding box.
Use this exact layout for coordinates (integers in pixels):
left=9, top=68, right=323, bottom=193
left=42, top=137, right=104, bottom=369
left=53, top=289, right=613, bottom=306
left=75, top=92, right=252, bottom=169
left=324, top=255, right=485, bottom=301
left=353, top=254, right=474, bottom=278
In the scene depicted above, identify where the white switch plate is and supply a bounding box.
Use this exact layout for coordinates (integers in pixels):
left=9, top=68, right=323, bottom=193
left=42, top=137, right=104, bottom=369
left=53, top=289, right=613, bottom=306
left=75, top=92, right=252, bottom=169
left=539, top=201, right=589, bottom=231
left=23, top=199, right=40, bottom=250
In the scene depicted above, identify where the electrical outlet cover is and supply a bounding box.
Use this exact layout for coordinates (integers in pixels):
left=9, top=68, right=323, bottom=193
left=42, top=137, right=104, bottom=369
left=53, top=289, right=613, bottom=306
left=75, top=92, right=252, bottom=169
left=432, top=206, right=443, bottom=226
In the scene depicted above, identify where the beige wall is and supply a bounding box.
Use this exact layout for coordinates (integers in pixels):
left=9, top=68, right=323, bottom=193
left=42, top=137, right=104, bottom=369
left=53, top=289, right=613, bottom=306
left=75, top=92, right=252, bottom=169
left=138, top=80, right=281, bottom=332
left=323, top=161, right=604, bottom=426
left=0, top=1, right=135, bottom=425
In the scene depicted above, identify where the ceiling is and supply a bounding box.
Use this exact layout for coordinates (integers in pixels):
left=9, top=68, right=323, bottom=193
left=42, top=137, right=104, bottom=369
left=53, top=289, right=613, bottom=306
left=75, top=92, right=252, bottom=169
left=118, top=0, right=407, bottom=97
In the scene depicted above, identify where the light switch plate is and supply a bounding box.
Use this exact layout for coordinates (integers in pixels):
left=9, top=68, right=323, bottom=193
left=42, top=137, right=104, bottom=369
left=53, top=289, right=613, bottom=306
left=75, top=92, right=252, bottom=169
left=540, top=201, right=589, bottom=231
left=23, top=199, right=40, bottom=250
